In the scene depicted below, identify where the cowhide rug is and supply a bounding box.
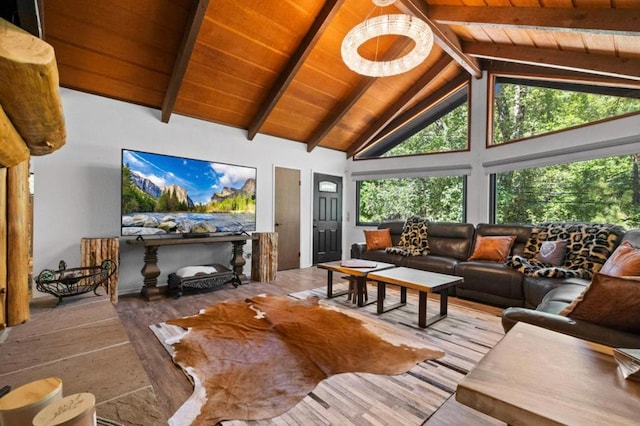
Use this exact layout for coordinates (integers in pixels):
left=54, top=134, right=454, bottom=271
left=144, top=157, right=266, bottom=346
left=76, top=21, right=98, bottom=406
left=154, top=294, right=444, bottom=425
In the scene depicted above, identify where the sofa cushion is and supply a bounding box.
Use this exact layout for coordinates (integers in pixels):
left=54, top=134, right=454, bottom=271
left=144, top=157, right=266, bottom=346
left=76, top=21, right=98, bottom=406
left=600, top=241, right=640, bottom=277
left=402, top=255, right=459, bottom=275
left=560, top=273, right=640, bottom=333
left=424, top=222, right=475, bottom=260
left=364, top=228, right=392, bottom=251
left=456, top=261, right=524, bottom=302
left=534, top=240, right=567, bottom=266
left=468, top=235, right=515, bottom=262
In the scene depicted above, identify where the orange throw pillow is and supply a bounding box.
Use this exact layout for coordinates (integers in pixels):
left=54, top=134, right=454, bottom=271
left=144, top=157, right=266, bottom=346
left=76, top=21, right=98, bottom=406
left=600, top=241, right=640, bottom=277
left=560, top=273, right=640, bottom=333
left=364, top=228, right=393, bottom=251
left=468, top=235, right=516, bottom=263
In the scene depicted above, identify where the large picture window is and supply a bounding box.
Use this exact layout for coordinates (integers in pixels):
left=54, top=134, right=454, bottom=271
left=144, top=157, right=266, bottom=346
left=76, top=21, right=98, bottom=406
left=492, top=154, right=640, bottom=228
left=356, top=86, right=469, bottom=158
left=491, top=77, right=640, bottom=145
left=357, top=175, right=465, bottom=225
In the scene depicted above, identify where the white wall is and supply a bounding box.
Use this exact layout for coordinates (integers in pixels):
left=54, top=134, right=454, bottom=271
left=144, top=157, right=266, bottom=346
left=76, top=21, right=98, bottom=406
left=344, top=72, right=640, bottom=248
left=31, top=89, right=347, bottom=296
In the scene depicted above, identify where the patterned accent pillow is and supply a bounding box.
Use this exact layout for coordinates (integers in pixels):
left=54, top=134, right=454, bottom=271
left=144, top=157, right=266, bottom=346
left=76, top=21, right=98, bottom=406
left=534, top=240, right=567, bottom=266
left=384, top=216, right=429, bottom=256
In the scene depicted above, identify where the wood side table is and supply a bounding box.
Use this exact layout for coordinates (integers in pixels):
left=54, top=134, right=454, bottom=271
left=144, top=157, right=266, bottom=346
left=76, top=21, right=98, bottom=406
left=456, top=322, right=640, bottom=425
left=317, top=260, right=395, bottom=306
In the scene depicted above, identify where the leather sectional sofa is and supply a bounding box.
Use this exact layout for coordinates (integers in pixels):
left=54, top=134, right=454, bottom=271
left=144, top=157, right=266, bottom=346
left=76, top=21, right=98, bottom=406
left=351, top=220, right=640, bottom=348
left=352, top=221, right=540, bottom=307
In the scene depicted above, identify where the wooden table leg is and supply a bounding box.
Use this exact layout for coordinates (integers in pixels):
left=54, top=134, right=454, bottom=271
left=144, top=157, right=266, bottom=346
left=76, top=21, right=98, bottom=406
left=418, top=291, right=427, bottom=328
left=231, top=240, right=249, bottom=284
left=140, top=246, right=161, bottom=301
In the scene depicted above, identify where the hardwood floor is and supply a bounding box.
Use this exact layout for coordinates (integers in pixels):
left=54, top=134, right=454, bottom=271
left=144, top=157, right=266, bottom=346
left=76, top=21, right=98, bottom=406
left=1, top=266, right=506, bottom=425
left=115, top=266, right=506, bottom=425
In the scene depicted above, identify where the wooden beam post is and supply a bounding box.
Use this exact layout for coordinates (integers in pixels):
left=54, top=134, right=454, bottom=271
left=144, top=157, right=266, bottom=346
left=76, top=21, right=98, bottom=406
left=0, top=168, right=6, bottom=329
left=7, top=159, right=30, bottom=326
left=251, top=232, right=278, bottom=282
left=0, top=105, right=30, bottom=167
left=0, top=18, right=65, bottom=155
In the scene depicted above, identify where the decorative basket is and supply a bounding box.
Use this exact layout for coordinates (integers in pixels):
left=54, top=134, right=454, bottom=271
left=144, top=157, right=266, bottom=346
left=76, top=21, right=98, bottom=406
left=35, top=259, right=117, bottom=304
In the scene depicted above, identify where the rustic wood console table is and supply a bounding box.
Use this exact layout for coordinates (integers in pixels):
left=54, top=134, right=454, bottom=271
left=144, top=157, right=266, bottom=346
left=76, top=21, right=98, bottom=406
left=126, top=235, right=253, bottom=300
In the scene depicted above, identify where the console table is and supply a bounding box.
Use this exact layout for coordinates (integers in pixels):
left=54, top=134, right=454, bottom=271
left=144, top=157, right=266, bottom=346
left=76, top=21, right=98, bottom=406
left=126, top=235, right=253, bottom=300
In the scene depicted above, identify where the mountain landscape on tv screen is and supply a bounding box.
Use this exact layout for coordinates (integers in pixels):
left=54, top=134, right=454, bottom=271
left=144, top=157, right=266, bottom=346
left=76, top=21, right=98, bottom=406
left=121, top=151, right=256, bottom=236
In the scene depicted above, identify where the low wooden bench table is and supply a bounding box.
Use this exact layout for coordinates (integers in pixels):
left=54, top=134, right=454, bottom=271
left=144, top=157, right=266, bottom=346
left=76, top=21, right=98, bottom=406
left=456, top=322, right=640, bottom=425
left=367, top=267, right=462, bottom=328
left=317, top=260, right=395, bottom=307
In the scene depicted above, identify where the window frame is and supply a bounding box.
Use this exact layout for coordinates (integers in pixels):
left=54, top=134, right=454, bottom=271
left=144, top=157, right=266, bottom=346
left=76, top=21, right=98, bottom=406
left=355, top=175, right=467, bottom=226
left=487, top=74, right=640, bottom=148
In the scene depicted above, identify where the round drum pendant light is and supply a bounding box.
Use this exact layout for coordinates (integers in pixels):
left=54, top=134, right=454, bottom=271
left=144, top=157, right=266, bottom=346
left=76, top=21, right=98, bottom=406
left=341, top=14, right=433, bottom=77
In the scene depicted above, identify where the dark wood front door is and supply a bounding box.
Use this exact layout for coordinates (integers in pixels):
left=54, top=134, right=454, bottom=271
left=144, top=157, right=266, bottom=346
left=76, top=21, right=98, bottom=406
left=274, top=167, right=300, bottom=271
left=313, top=173, right=342, bottom=264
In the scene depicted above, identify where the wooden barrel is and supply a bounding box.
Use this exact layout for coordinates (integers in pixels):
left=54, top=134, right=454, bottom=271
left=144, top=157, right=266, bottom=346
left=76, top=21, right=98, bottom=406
left=32, top=393, right=96, bottom=426
left=0, top=377, right=62, bottom=426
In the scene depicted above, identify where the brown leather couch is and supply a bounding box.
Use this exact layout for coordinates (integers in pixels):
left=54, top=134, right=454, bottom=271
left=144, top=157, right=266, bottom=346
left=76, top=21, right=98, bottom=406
left=352, top=221, right=640, bottom=348
left=501, top=229, right=640, bottom=348
left=351, top=221, right=534, bottom=306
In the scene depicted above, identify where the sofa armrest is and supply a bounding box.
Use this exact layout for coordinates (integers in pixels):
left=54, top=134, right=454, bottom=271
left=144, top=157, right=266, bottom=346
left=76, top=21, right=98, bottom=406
left=351, top=243, right=367, bottom=259
left=502, top=307, right=640, bottom=348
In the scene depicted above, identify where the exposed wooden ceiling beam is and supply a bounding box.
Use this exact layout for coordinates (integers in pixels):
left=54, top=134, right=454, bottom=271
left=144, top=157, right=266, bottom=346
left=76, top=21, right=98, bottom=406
left=486, top=61, right=640, bottom=89
left=161, top=0, right=209, bottom=123
left=306, top=38, right=413, bottom=153
left=429, top=6, right=640, bottom=36
left=397, top=0, right=481, bottom=79
left=345, top=56, right=454, bottom=158
left=464, top=43, right=640, bottom=82
left=247, top=0, right=345, bottom=141
left=367, top=73, right=469, bottom=151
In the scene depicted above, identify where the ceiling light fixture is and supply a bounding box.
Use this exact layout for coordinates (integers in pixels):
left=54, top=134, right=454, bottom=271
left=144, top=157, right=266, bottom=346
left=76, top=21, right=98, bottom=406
left=341, top=0, right=433, bottom=77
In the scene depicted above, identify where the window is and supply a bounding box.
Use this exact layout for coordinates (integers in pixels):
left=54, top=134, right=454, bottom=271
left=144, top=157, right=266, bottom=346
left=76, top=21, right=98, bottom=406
left=357, top=86, right=469, bottom=158
left=357, top=175, right=466, bottom=225
left=491, top=77, right=640, bottom=145
left=492, top=154, right=640, bottom=228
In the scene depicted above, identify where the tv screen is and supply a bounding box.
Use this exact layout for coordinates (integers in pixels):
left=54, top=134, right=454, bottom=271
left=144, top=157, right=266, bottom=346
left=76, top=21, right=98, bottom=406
left=121, top=149, right=256, bottom=237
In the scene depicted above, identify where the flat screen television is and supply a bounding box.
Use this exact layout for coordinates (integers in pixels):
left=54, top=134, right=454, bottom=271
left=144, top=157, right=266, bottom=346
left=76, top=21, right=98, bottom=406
left=121, top=149, right=256, bottom=237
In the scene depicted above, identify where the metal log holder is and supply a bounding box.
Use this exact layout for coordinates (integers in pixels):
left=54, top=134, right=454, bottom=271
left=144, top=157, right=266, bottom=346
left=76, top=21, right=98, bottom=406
left=35, top=260, right=117, bottom=305
left=167, top=263, right=239, bottom=298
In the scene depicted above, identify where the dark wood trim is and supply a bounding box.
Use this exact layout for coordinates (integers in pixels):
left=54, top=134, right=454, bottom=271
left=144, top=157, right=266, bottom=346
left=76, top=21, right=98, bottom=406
left=429, top=5, right=640, bottom=36
left=364, top=73, right=469, bottom=153
left=247, top=0, right=345, bottom=141
left=398, top=0, right=482, bottom=78
left=306, top=38, right=413, bottom=153
left=486, top=61, right=640, bottom=89
left=346, top=56, right=454, bottom=158
left=161, top=0, right=210, bottom=123
left=465, top=42, right=640, bottom=82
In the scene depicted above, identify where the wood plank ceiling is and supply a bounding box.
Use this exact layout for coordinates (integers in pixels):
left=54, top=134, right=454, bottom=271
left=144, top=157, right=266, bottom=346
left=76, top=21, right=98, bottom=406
left=39, top=0, right=640, bottom=158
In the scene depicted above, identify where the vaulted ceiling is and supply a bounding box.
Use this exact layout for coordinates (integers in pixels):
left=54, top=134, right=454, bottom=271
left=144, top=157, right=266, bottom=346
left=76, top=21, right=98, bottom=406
left=38, top=0, right=640, bottom=158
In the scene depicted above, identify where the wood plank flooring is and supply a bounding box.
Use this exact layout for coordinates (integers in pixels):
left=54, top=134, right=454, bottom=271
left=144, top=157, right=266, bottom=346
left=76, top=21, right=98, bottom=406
left=1, top=267, right=508, bottom=425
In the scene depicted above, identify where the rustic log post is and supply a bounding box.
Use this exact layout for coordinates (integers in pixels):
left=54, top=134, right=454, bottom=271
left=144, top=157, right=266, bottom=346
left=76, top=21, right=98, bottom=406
left=7, top=159, right=30, bottom=326
left=0, top=168, right=6, bottom=328
left=251, top=232, right=278, bottom=282
left=0, top=18, right=66, bottom=156
left=81, top=237, right=119, bottom=303
left=0, top=106, right=30, bottom=167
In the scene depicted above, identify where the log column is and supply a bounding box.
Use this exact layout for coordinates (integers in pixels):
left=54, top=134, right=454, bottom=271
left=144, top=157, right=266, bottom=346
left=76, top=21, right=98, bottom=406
left=81, top=237, right=119, bottom=303
left=6, top=159, right=30, bottom=326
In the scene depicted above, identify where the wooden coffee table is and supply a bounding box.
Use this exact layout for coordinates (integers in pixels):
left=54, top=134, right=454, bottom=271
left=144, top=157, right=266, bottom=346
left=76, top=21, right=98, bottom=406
left=456, top=322, right=640, bottom=425
left=317, top=260, right=395, bottom=307
left=367, top=267, right=462, bottom=328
